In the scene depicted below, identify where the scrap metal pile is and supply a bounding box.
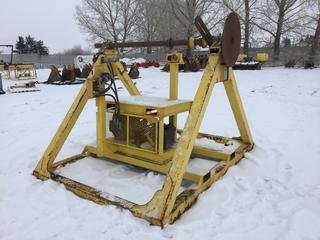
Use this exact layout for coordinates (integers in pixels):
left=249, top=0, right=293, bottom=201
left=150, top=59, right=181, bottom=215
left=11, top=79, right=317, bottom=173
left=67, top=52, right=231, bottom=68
left=0, top=63, right=37, bottom=80
left=0, top=44, right=38, bottom=80
left=45, top=64, right=92, bottom=85
left=0, top=46, right=39, bottom=94
left=127, top=61, right=160, bottom=79
left=162, top=54, right=208, bottom=72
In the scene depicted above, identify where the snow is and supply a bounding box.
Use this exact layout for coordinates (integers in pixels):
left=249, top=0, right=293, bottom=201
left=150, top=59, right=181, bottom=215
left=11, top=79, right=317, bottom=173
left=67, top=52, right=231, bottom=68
left=235, top=61, right=260, bottom=65
left=56, top=156, right=165, bottom=205
left=1, top=67, right=320, bottom=239
left=120, top=57, right=146, bottom=65
left=107, top=95, right=191, bottom=108
left=194, top=137, right=241, bottom=153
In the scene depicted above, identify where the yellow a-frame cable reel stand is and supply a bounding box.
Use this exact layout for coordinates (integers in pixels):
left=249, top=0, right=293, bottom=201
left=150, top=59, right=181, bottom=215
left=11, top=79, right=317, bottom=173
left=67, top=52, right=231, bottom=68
left=33, top=12, right=254, bottom=226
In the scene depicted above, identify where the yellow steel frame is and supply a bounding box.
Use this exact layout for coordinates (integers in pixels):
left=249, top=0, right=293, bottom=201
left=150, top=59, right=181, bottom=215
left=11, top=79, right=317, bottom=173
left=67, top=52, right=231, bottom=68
left=0, top=65, right=11, bottom=79
left=13, top=64, right=37, bottom=80
left=33, top=47, right=254, bottom=227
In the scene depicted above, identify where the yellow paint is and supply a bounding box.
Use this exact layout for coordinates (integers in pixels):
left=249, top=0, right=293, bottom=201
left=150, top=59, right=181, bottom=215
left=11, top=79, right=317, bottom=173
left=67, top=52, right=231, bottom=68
left=33, top=47, right=254, bottom=226
left=256, top=53, right=269, bottom=62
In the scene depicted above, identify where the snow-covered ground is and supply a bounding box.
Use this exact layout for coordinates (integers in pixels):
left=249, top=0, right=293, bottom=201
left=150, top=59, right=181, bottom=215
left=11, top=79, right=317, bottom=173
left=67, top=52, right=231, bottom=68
left=1, top=67, right=320, bottom=239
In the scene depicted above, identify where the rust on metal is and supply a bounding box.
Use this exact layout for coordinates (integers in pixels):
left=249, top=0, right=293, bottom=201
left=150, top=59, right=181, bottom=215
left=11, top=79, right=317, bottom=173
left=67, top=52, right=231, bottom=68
left=95, top=39, right=189, bottom=49
left=195, top=12, right=241, bottom=67
left=195, top=16, right=214, bottom=46
left=128, top=63, right=140, bottom=79
left=222, top=12, right=241, bottom=67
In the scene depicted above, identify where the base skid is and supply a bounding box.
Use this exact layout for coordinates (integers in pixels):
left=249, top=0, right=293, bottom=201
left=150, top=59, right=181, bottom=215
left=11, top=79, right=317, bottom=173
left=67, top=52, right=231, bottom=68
left=33, top=138, right=253, bottom=226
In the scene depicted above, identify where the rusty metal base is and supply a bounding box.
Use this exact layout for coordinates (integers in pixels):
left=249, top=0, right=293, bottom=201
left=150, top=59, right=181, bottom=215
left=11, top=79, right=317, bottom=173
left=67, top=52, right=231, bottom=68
left=33, top=140, right=253, bottom=227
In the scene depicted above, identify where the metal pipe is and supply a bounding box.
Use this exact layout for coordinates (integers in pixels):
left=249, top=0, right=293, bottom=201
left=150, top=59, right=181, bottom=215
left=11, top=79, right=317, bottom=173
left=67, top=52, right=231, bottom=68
left=0, top=73, right=5, bottom=94
left=95, top=39, right=189, bottom=49
left=10, top=45, right=13, bottom=65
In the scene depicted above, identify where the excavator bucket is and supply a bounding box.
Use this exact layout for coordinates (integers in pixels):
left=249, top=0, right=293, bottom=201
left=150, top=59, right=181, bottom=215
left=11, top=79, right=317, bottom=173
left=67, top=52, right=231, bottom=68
left=73, top=65, right=82, bottom=78
left=128, top=63, right=140, bottom=79
left=61, top=65, right=75, bottom=82
left=46, top=65, right=84, bottom=85
left=80, top=64, right=92, bottom=78
left=45, top=65, right=62, bottom=84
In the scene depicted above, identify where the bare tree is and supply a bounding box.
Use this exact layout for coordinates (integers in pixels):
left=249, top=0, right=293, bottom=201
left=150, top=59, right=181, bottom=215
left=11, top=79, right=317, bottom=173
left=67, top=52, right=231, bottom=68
left=119, top=0, right=140, bottom=43
left=307, top=0, right=320, bottom=60
left=64, top=45, right=92, bottom=55
left=243, top=0, right=251, bottom=55
left=75, top=0, right=139, bottom=45
left=252, top=0, right=307, bottom=60
left=135, top=0, right=161, bottom=53
left=167, top=0, right=226, bottom=57
left=169, top=0, right=225, bottom=38
left=153, top=0, right=186, bottom=40
left=310, top=16, right=320, bottom=59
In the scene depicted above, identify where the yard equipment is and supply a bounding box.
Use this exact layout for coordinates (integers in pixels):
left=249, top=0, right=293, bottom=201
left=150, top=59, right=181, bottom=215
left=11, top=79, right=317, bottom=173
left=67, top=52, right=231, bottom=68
left=128, top=63, right=140, bottom=79
left=33, top=12, right=253, bottom=226
left=184, top=55, right=201, bottom=72
left=285, top=59, right=296, bottom=68
left=13, top=64, right=37, bottom=80
left=162, top=55, right=204, bottom=72
left=81, top=64, right=92, bottom=78
left=8, top=81, right=39, bottom=93
left=304, top=58, right=315, bottom=69
left=0, top=74, right=5, bottom=94
left=75, top=55, right=93, bottom=70
left=233, top=53, right=269, bottom=70
left=1, top=45, right=38, bottom=79
left=61, top=65, right=75, bottom=82
left=45, top=65, right=62, bottom=83
left=0, top=45, right=13, bottom=79
left=0, top=64, right=11, bottom=79
left=45, top=65, right=85, bottom=85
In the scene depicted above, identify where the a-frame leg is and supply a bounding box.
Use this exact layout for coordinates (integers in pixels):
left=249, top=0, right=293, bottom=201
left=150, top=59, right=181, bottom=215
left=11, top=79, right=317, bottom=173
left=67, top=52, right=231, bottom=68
left=223, top=69, right=253, bottom=144
left=113, top=61, right=140, bottom=96
left=132, top=56, right=222, bottom=225
left=161, top=65, right=219, bottom=223
left=96, top=96, right=107, bottom=156
left=33, top=83, right=89, bottom=179
left=34, top=52, right=141, bottom=180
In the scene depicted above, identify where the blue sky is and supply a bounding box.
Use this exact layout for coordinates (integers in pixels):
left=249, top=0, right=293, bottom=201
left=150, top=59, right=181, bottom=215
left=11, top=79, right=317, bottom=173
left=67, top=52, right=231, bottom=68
left=0, top=0, right=88, bottom=53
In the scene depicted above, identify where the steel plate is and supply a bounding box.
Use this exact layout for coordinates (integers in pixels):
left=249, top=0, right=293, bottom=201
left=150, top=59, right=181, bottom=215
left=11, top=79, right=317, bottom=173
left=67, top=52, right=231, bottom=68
left=222, top=12, right=241, bottom=67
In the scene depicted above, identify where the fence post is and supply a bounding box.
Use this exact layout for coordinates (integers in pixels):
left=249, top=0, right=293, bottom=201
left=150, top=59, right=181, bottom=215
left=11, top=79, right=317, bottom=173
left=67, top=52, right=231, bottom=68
left=0, top=73, right=5, bottom=95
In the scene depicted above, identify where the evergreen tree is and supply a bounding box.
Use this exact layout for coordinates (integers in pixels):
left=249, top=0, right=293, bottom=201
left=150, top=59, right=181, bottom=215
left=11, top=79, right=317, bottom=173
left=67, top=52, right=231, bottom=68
left=25, top=35, right=37, bottom=53
left=36, top=40, right=49, bottom=55
left=15, top=36, right=26, bottom=54
left=15, top=36, right=49, bottom=55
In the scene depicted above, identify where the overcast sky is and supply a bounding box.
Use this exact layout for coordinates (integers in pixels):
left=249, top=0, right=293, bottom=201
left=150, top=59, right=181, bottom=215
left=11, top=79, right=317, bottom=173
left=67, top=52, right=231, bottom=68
left=1, top=0, right=88, bottom=54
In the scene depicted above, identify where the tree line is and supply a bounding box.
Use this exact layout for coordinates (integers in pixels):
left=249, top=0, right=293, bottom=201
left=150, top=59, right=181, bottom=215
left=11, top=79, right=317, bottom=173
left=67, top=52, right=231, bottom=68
left=75, top=0, right=320, bottom=60
left=15, top=36, right=49, bottom=55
